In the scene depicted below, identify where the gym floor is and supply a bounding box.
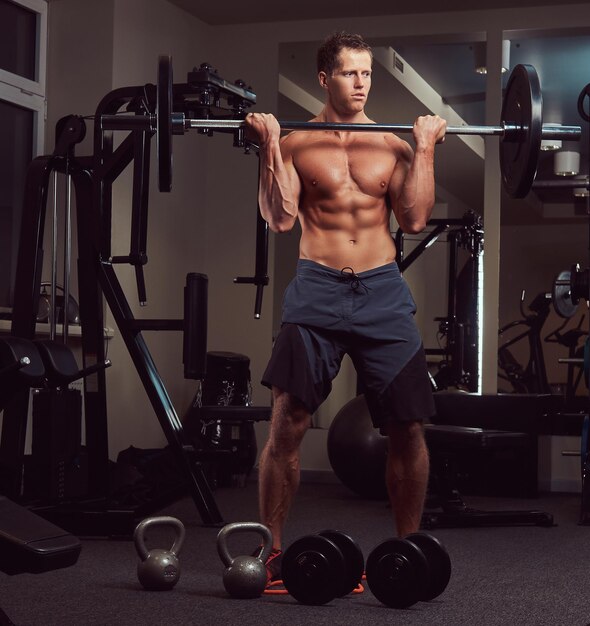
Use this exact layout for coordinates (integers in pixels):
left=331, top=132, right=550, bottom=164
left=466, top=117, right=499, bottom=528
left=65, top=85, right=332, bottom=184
left=1, top=481, right=587, bottom=626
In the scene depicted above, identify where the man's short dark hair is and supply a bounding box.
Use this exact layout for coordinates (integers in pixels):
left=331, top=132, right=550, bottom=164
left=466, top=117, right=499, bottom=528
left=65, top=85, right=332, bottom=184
left=317, top=32, right=373, bottom=76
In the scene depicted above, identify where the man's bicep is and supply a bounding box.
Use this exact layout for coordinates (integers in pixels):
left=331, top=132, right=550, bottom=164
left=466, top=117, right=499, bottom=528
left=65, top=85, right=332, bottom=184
left=388, top=149, right=411, bottom=218
left=280, top=139, right=303, bottom=201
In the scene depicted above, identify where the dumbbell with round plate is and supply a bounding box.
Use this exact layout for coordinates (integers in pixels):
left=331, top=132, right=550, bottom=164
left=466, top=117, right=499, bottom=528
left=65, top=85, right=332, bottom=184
left=281, top=529, right=364, bottom=605
left=365, top=532, right=451, bottom=608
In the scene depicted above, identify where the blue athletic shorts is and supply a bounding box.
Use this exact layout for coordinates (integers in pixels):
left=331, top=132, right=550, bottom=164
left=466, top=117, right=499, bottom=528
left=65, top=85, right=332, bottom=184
left=261, top=260, right=435, bottom=431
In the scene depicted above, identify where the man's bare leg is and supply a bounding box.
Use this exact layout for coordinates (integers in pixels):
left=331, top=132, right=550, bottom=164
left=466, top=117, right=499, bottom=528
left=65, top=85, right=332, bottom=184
left=385, top=421, right=430, bottom=537
left=258, top=387, right=312, bottom=550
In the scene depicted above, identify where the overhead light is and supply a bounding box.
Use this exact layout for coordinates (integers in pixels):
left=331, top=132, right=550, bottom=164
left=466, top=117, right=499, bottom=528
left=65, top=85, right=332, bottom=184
left=540, top=123, right=563, bottom=151
left=554, top=150, right=580, bottom=176
left=573, top=175, right=589, bottom=198
left=473, top=40, right=511, bottom=74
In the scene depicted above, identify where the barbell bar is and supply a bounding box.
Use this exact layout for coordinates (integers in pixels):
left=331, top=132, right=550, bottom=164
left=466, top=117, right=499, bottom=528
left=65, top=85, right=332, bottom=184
left=100, top=56, right=582, bottom=197
left=101, top=112, right=578, bottom=140
left=185, top=118, right=579, bottom=140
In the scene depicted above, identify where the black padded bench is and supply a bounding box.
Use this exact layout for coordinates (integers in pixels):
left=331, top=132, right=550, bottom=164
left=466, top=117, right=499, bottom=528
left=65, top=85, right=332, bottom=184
left=425, top=423, right=537, bottom=494
left=432, top=392, right=553, bottom=433
left=432, top=392, right=553, bottom=497
left=426, top=424, right=531, bottom=449
left=197, top=406, right=271, bottom=422
left=421, top=393, right=555, bottom=529
left=0, top=495, right=81, bottom=575
left=0, top=496, right=81, bottom=625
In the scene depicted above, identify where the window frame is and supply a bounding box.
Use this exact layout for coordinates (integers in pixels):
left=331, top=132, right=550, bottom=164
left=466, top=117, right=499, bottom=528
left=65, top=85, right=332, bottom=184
left=0, top=0, right=47, bottom=310
left=0, top=0, right=47, bottom=97
left=0, top=0, right=46, bottom=155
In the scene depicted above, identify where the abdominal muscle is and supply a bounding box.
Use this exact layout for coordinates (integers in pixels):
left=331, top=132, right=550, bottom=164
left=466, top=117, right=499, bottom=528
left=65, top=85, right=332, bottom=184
left=298, top=193, right=397, bottom=273
left=286, top=130, right=404, bottom=272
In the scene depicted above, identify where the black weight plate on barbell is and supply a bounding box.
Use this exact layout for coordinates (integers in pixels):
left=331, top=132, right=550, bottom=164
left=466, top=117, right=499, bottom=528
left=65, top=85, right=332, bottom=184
left=571, top=264, right=590, bottom=304
left=500, top=64, right=543, bottom=199
left=584, top=337, right=590, bottom=390
left=405, top=533, right=451, bottom=601
left=365, top=538, right=429, bottom=609
left=581, top=413, right=590, bottom=477
left=157, top=55, right=173, bottom=192
left=578, top=83, right=590, bottom=122
left=552, top=270, right=578, bottom=319
left=281, top=534, right=344, bottom=605
left=318, top=530, right=364, bottom=597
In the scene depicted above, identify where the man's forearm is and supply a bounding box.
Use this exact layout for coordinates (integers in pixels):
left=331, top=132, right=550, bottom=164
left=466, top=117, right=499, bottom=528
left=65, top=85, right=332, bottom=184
left=258, top=142, right=299, bottom=233
left=398, top=146, right=436, bottom=233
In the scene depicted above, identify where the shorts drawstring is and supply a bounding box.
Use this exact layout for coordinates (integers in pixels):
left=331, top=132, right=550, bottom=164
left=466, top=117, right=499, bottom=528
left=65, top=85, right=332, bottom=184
left=340, top=266, right=371, bottom=292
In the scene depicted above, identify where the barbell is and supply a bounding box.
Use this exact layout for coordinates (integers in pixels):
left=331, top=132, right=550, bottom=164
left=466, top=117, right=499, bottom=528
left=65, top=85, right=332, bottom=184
left=100, top=56, right=581, bottom=198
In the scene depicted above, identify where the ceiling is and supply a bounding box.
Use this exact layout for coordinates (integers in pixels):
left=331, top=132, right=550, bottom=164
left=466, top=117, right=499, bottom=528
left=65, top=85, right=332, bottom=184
left=168, top=0, right=590, bottom=26
left=169, top=0, right=590, bottom=224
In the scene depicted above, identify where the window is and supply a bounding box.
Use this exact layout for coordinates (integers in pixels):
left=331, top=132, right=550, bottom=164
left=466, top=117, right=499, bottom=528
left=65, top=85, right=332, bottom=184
left=0, top=0, right=47, bottom=312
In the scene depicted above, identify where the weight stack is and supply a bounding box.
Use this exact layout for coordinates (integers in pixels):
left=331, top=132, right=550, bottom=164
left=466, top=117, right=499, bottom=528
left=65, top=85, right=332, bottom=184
left=185, top=351, right=257, bottom=489
left=24, top=388, right=88, bottom=501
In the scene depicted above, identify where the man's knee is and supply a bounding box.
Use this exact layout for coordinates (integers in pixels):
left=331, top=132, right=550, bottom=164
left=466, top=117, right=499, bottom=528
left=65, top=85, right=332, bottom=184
left=268, top=388, right=312, bottom=447
left=272, top=388, right=309, bottom=418
left=385, top=420, right=426, bottom=451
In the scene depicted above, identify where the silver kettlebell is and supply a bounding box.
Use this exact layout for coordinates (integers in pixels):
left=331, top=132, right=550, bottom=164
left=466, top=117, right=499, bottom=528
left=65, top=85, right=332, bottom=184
left=217, top=522, right=273, bottom=599
left=133, top=516, right=185, bottom=591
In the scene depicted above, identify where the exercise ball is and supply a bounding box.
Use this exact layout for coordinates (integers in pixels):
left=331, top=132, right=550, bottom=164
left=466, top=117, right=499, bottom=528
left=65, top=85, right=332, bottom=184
left=327, top=394, right=388, bottom=500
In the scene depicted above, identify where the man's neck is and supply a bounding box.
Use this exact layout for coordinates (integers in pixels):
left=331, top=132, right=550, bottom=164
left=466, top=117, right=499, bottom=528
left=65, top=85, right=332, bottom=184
left=316, top=104, right=370, bottom=124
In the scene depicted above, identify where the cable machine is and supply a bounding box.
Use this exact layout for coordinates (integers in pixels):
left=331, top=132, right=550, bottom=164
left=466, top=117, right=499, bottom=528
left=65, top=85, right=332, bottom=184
left=0, top=61, right=268, bottom=534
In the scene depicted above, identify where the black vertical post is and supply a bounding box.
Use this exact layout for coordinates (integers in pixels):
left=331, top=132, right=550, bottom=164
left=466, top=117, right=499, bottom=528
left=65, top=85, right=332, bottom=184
left=184, top=273, right=208, bottom=381
left=74, top=161, right=111, bottom=497
left=97, top=262, right=222, bottom=525
left=0, top=158, right=53, bottom=498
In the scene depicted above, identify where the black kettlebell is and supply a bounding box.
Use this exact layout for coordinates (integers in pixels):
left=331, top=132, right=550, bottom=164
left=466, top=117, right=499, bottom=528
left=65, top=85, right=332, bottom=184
left=133, top=516, right=185, bottom=591
left=216, top=522, right=273, bottom=599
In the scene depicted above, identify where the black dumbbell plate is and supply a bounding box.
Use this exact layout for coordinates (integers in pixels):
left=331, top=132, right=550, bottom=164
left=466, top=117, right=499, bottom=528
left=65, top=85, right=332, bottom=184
left=282, top=535, right=344, bottom=605
left=405, top=533, right=452, bottom=601
left=318, top=530, right=364, bottom=596
left=366, top=538, right=429, bottom=609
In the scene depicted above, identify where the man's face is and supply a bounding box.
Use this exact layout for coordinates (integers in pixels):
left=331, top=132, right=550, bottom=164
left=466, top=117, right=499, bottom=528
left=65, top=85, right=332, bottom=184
left=319, top=48, right=372, bottom=115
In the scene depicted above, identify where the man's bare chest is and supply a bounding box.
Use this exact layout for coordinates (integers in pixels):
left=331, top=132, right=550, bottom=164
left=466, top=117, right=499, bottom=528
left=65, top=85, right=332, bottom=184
left=292, top=136, right=397, bottom=194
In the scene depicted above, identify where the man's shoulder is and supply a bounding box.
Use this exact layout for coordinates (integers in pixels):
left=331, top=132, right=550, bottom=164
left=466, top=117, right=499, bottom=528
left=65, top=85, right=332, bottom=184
left=279, top=128, right=311, bottom=152
left=382, top=132, right=413, bottom=156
